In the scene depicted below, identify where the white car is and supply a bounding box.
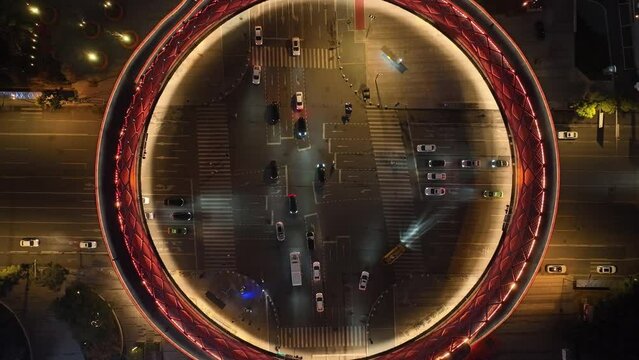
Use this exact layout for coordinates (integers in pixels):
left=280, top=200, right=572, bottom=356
left=275, top=221, right=285, bottom=241
left=491, top=159, right=509, bottom=168
left=482, top=190, right=504, bottom=199
left=20, top=238, right=39, bottom=247
left=545, top=264, right=566, bottom=274
left=315, top=292, right=324, bottom=312
left=426, top=172, right=446, bottom=181
left=416, top=144, right=436, bottom=153
left=142, top=196, right=150, bottom=204
left=79, top=241, right=98, bottom=249
left=252, top=65, right=261, bottom=85
left=295, top=91, right=304, bottom=111
left=291, top=37, right=301, bottom=56
left=312, top=261, right=321, bottom=281
left=254, top=26, right=263, bottom=45
left=425, top=187, right=446, bottom=196
left=145, top=212, right=155, bottom=220
left=461, top=160, right=481, bottom=168
left=558, top=131, right=578, bottom=140
left=358, top=271, right=370, bottom=291
left=596, top=265, right=617, bottom=274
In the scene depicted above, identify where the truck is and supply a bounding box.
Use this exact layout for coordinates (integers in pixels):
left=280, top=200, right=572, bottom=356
left=290, top=252, right=302, bottom=286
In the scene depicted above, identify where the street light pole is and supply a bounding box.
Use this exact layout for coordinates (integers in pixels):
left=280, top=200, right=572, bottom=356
left=375, top=73, right=383, bottom=108
left=366, top=14, right=376, bottom=38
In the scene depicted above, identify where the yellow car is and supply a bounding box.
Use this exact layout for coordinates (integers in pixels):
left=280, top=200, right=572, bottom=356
left=382, top=243, right=407, bottom=265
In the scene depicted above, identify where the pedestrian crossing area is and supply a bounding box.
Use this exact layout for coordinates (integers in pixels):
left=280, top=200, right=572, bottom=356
left=367, top=108, right=424, bottom=278
left=195, top=105, right=236, bottom=270
left=18, top=106, right=42, bottom=120
left=251, top=46, right=337, bottom=69
left=280, top=325, right=367, bottom=349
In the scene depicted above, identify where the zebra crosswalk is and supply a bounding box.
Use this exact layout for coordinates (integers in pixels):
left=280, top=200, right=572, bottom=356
left=18, top=106, right=42, bottom=120
left=280, top=325, right=367, bottom=349
left=195, top=105, right=236, bottom=270
left=367, top=108, right=424, bottom=278
left=251, top=46, right=337, bottom=69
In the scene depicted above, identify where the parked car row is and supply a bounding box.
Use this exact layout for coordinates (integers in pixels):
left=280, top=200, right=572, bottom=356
left=545, top=264, right=617, bottom=274
left=19, top=237, right=98, bottom=249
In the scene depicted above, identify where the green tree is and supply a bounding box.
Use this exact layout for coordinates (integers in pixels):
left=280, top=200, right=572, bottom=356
left=619, top=98, right=639, bottom=113
left=597, top=97, right=616, bottom=114
left=574, top=100, right=597, bottom=119
left=0, top=264, right=28, bottom=297
left=54, top=283, right=121, bottom=360
left=36, top=262, right=69, bottom=291
left=35, top=93, right=63, bottom=110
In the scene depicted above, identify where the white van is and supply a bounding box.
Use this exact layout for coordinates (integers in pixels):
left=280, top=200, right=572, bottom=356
left=290, top=252, right=302, bottom=286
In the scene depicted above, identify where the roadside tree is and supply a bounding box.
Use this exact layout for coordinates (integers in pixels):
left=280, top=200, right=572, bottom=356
left=0, top=264, right=28, bottom=297
left=54, top=283, right=121, bottom=360
left=36, top=262, right=69, bottom=291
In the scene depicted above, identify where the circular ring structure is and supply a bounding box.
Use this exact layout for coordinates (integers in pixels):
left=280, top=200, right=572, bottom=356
left=95, top=0, right=560, bottom=359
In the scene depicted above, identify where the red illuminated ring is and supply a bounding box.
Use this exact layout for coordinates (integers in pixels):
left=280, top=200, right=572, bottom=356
left=98, top=0, right=559, bottom=359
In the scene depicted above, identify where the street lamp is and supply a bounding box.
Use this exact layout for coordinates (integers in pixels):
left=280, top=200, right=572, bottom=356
left=27, top=4, right=41, bottom=16
left=109, top=30, right=137, bottom=48
left=375, top=73, right=383, bottom=107
left=366, top=14, right=376, bottom=38
left=86, top=51, right=100, bottom=63
left=84, top=50, right=109, bottom=69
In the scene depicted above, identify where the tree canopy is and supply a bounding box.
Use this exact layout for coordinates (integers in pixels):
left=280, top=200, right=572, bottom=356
left=572, top=92, right=639, bottom=119
left=0, top=264, right=28, bottom=297
left=54, top=283, right=121, bottom=360
left=36, top=262, right=69, bottom=291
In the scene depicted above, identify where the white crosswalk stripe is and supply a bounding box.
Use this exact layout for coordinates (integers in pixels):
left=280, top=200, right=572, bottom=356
left=19, top=107, right=42, bottom=119
left=251, top=46, right=337, bottom=69
left=280, top=326, right=366, bottom=349
left=367, top=108, right=424, bottom=278
left=195, top=105, right=236, bottom=270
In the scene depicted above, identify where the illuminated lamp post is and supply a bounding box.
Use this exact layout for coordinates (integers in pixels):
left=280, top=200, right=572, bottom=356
left=85, top=50, right=109, bottom=70
left=111, top=30, right=139, bottom=49
left=375, top=72, right=383, bottom=108
left=79, top=18, right=102, bottom=39
left=103, top=1, right=125, bottom=21
left=27, top=3, right=58, bottom=24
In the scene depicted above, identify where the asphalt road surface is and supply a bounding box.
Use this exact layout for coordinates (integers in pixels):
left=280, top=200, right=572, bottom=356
left=139, top=0, right=513, bottom=356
